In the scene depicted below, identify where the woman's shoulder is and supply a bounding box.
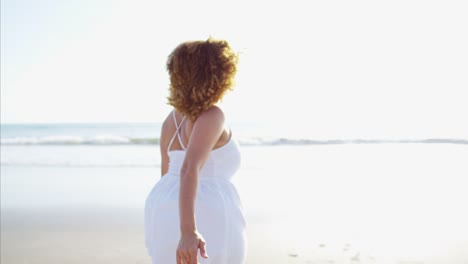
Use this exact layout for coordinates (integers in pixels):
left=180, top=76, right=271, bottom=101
left=198, top=106, right=228, bottom=128
left=200, top=105, right=225, bottom=120
left=194, top=106, right=226, bottom=131
left=161, top=110, right=174, bottom=129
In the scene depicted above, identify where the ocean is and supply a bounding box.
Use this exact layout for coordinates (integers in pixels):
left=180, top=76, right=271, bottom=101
left=1, top=122, right=467, bottom=263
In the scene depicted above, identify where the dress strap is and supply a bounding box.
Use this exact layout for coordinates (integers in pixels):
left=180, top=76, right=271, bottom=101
left=176, top=124, right=187, bottom=150
left=167, top=110, right=187, bottom=153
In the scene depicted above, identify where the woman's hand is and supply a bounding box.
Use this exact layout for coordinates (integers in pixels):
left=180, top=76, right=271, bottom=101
left=176, top=230, right=209, bottom=264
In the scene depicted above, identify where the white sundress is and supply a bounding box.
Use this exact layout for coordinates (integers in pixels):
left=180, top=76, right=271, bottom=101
left=144, top=111, right=247, bottom=264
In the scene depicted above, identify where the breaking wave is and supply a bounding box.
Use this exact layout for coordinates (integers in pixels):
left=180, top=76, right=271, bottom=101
left=2, top=135, right=467, bottom=145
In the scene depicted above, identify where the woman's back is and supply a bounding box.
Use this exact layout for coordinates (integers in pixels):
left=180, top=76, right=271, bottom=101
left=144, top=108, right=247, bottom=263
left=164, top=109, right=241, bottom=180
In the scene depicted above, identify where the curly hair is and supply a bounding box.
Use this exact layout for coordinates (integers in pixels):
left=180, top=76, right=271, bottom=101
left=166, top=38, right=238, bottom=121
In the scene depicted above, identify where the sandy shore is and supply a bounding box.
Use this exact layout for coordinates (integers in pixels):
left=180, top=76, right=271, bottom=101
left=1, top=207, right=300, bottom=264
left=0, top=207, right=386, bottom=264
left=4, top=207, right=467, bottom=264
left=1, top=208, right=149, bottom=264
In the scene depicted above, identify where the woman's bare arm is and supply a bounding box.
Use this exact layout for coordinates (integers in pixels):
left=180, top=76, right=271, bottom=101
left=179, top=106, right=224, bottom=233
left=177, top=106, right=224, bottom=263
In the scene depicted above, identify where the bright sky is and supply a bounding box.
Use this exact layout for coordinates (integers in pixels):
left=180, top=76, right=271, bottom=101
left=1, top=0, right=467, bottom=139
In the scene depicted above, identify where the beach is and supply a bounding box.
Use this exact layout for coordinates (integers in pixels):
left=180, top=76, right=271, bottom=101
left=2, top=207, right=312, bottom=264
left=2, top=140, right=468, bottom=264
left=2, top=207, right=468, bottom=264
left=3, top=0, right=468, bottom=261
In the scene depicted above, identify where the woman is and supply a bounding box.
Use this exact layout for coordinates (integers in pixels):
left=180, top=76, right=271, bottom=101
left=144, top=38, right=247, bottom=264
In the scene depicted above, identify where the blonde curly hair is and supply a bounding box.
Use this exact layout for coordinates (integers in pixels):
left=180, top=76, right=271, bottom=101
left=166, top=38, right=238, bottom=121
